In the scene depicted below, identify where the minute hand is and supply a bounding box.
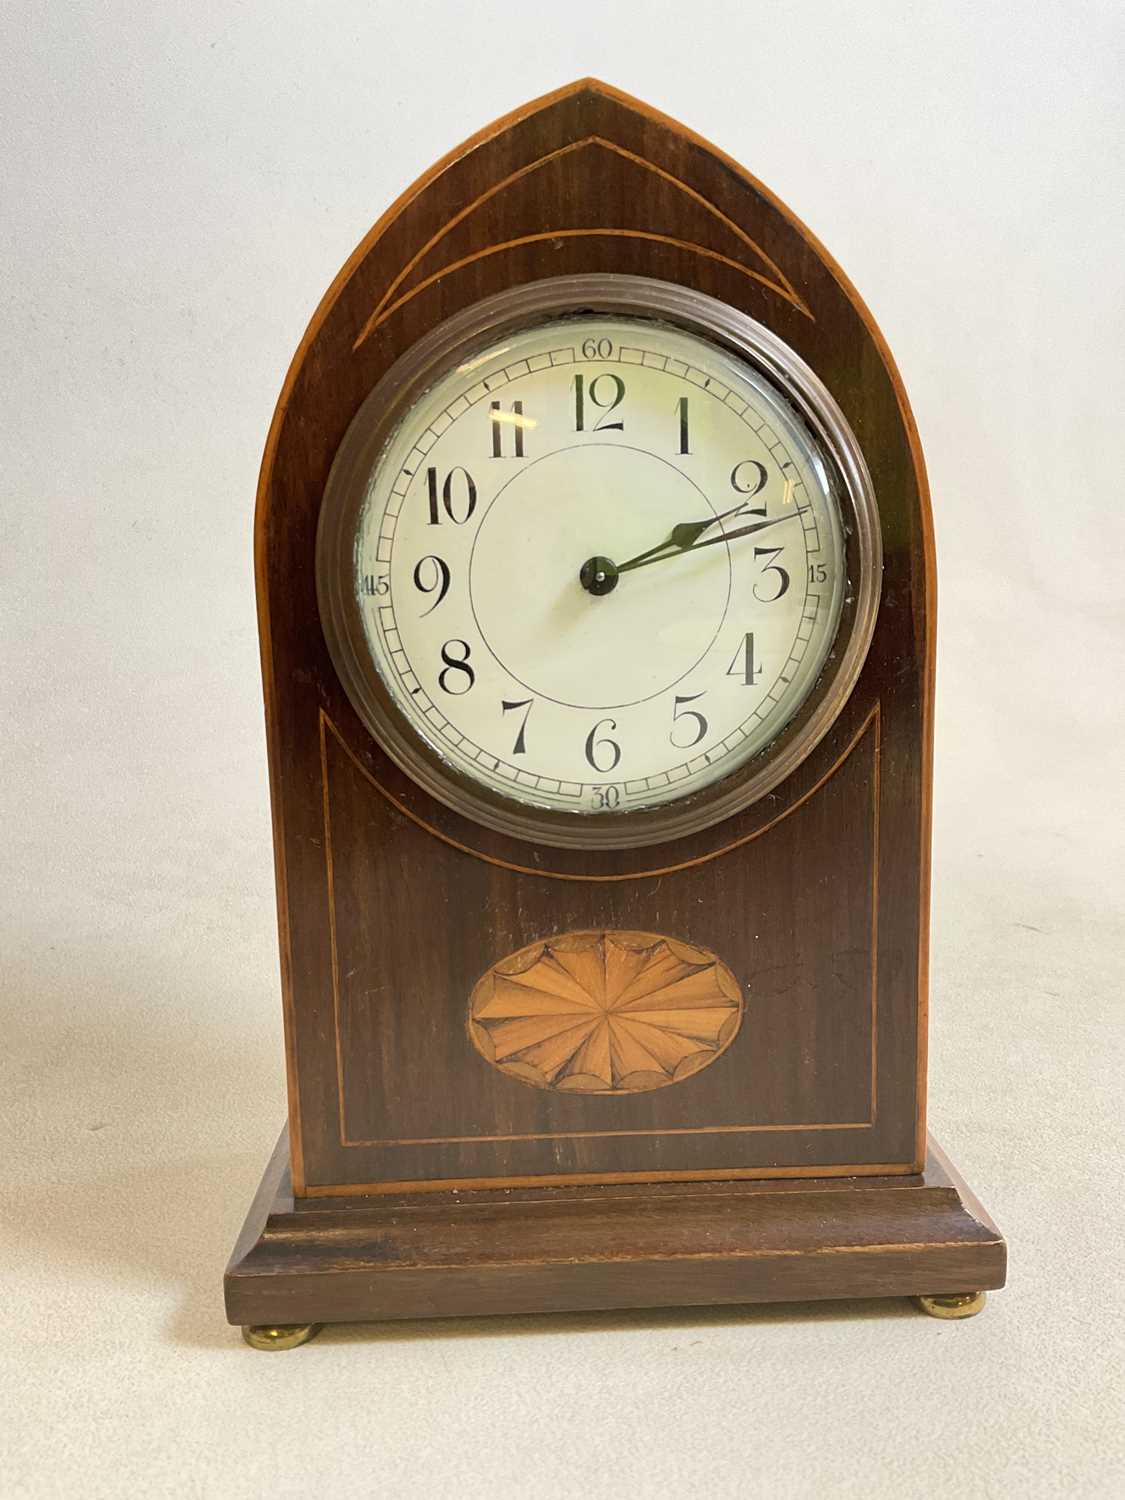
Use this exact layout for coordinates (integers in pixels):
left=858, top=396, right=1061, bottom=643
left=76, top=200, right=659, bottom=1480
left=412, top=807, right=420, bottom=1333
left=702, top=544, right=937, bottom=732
left=617, top=507, right=809, bottom=575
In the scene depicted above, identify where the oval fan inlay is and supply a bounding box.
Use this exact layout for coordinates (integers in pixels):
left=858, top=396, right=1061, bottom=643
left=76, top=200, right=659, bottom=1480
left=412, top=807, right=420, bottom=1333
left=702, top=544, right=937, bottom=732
left=468, top=930, right=744, bottom=1095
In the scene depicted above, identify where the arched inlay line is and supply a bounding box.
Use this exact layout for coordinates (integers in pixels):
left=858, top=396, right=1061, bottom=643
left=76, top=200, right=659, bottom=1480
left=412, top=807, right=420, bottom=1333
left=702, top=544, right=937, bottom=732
left=352, top=134, right=811, bottom=349
left=356, top=230, right=811, bottom=342
left=318, top=702, right=879, bottom=884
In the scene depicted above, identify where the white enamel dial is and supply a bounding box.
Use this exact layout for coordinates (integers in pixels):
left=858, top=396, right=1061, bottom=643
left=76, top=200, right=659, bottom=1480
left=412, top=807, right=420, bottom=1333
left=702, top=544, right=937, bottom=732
left=349, top=314, right=849, bottom=816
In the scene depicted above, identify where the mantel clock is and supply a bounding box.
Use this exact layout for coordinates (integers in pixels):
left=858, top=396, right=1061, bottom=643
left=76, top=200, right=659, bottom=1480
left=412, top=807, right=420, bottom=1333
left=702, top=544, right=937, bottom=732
left=225, top=81, right=1006, bottom=1347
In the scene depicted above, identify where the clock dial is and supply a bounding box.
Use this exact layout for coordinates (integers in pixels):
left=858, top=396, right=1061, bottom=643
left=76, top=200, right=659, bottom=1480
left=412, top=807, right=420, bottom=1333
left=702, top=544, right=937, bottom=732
left=343, top=314, right=851, bottom=817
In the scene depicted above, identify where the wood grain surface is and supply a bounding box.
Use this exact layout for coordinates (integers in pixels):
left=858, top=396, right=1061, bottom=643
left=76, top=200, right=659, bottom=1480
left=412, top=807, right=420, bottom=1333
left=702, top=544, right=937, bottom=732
left=254, top=79, right=935, bottom=1195
left=225, top=1129, right=1005, bottom=1325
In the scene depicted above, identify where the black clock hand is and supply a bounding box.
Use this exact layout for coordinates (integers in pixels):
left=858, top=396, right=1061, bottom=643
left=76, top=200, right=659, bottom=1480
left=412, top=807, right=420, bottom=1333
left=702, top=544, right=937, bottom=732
left=577, top=482, right=803, bottom=597
left=613, top=501, right=755, bottom=573
left=616, top=506, right=809, bottom=575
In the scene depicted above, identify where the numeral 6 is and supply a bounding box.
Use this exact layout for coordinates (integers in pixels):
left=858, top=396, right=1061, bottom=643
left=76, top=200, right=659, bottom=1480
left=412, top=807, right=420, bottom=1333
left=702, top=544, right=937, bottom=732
left=584, top=718, right=622, bottom=772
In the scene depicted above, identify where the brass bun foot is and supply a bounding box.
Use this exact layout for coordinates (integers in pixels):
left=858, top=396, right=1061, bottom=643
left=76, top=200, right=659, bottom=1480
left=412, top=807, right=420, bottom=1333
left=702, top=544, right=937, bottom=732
left=915, top=1291, right=987, bottom=1320
left=242, top=1322, right=322, bottom=1350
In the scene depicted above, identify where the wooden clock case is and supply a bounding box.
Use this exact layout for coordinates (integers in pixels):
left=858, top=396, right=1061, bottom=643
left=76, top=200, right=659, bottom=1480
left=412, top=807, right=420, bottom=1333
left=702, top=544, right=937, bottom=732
left=225, top=80, right=1005, bottom=1335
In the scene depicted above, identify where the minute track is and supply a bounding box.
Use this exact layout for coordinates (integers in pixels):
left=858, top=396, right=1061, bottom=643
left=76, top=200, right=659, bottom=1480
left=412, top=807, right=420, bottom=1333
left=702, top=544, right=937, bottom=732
left=358, top=312, right=846, bottom=819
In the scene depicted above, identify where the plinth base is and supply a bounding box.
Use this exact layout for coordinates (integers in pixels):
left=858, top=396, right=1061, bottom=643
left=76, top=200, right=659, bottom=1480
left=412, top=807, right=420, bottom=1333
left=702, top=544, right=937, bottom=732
left=224, top=1129, right=1005, bottom=1336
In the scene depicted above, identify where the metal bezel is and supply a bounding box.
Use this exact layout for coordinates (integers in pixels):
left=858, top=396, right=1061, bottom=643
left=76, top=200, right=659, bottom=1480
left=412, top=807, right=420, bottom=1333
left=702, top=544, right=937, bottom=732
left=316, top=274, right=882, bottom=850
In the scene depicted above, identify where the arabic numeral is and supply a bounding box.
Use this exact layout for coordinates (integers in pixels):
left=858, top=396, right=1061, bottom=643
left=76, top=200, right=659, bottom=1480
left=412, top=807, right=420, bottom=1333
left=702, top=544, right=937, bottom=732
left=670, top=692, right=708, bottom=748
left=501, top=697, right=534, bottom=755
left=808, top=561, right=828, bottom=583
left=438, top=639, right=475, bottom=695
left=412, top=554, right=450, bottom=615
left=726, top=633, right=760, bottom=686
left=426, top=466, right=477, bottom=525
left=591, top=785, right=621, bottom=809
left=584, top=717, right=621, bottom=772
left=573, top=373, right=625, bottom=432
left=676, top=396, right=690, bottom=454
left=489, top=400, right=526, bottom=459
left=730, top=460, right=768, bottom=517
left=753, top=546, right=790, bottom=601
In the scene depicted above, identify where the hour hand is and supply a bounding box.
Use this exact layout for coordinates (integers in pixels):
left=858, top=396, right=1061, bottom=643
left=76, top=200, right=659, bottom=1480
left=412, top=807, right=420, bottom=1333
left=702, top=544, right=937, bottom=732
left=666, top=502, right=752, bottom=550
left=616, top=504, right=809, bottom=576
left=618, top=503, right=751, bottom=571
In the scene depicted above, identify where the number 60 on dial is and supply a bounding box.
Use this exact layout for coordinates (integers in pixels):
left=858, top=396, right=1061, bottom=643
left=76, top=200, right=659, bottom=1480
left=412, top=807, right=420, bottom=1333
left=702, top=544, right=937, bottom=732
left=317, top=276, right=881, bottom=850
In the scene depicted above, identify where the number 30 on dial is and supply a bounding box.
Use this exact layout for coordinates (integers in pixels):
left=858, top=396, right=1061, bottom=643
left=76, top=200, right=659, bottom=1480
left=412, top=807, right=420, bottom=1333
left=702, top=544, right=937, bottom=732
left=318, top=282, right=880, bottom=846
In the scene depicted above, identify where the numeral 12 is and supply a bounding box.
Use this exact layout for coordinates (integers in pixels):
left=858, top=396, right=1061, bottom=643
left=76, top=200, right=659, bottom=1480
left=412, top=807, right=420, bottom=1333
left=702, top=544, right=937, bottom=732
left=573, top=373, right=625, bottom=432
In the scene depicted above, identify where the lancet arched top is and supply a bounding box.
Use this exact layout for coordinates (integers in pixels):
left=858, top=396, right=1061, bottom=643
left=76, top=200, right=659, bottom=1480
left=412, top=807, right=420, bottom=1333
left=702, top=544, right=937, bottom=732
left=255, top=78, right=933, bottom=884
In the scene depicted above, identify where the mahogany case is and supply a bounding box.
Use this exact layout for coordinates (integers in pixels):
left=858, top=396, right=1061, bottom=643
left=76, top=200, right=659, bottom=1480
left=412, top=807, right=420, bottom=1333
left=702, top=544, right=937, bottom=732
left=226, top=80, right=1005, bottom=1327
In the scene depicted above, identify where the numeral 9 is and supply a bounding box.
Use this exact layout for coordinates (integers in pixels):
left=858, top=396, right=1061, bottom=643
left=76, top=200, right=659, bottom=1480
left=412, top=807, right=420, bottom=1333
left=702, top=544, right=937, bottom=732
left=412, top=554, right=450, bottom=615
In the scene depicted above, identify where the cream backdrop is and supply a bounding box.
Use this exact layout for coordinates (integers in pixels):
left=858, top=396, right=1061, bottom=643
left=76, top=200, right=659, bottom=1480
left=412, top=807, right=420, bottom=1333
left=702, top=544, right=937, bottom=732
left=2, top=3, right=1122, bottom=1497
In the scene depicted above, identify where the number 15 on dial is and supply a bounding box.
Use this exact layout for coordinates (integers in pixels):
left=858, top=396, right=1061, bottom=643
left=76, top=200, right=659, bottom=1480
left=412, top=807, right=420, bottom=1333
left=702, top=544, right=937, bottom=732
left=319, top=283, right=880, bottom=847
